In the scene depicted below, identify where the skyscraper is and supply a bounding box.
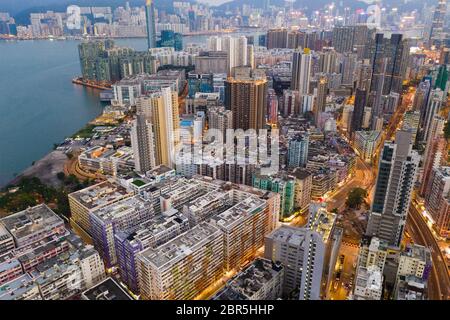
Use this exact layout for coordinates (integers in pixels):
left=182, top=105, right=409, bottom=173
left=314, top=76, right=328, bottom=126
left=419, top=116, right=446, bottom=196
left=366, top=130, right=420, bottom=248
left=341, top=53, right=357, bottom=85
left=369, top=33, right=406, bottom=96
left=368, top=34, right=406, bottom=128
left=332, top=26, right=355, bottom=53
left=429, top=0, right=447, bottom=48
left=421, top=89, right=445, bottom=144
left=135, top=88, right=180, bottom=168
left=424, top=167, right=450, bottom=237
left=291, top=48, right=312, bottom=95
left=145, top=0, right=157, bottom=49
left=267, top=29, right=288, bottom=49
left=208, top=36, right=252, bottom=75
left=350, top=88, right=367, bottom=135
left=225, top=75, right=268, bottom=130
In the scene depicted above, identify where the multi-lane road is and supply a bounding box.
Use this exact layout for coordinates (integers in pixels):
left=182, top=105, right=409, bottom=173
left=326, top=157, right=374, bottom=212
left=406, top=204, right=450, bottom=300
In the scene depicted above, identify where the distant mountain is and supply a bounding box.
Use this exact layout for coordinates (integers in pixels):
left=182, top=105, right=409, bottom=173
left=214, top=0, right=438, bottom=12
left=214, top=0, right=367, bottom=12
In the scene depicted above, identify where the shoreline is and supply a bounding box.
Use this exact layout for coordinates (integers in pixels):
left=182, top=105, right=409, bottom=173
left=6, top=150, right=68, bottom=188
left=2, top=83, right=104, bottom=189
left=72, top=77, right=112, bottom=90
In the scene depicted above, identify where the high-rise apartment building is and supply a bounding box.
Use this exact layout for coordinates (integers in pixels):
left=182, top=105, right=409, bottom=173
left=288, top=134, right=309, bottom=168
left=318, top=48, right=338, bottom=74
left=354, top=130, right=381, bottom=163
left=419, top=115, right=446, bottom=196
left=314, top=76, right=328, bottom=125
left=207, top=106, right=233, bottom=142
left=207, top=36, right=253, bottom=75
left=341, top=53, right=357, bottom=85
left=267, top=29, right=288, bottom=49
left=90, top=196, right=154, bottom=268
left=429, top=0, right=447, bottom=48
left=350, top=88, right=367, bottom=135
left=225, top=75, right=268, bottom=130
left=424, top=167, right=450, bottom=237
left=332, top=26, right=355, bottom=53
left=366, top=130, right=420, bottom=247
left=291, top=48, right=312, bottom=95
left=140, top=87, right=180, bottom=168
left=420, top=89, right=445, bottom=144
left=264, top=226, right=324, bottom=300
left=292, top=169, right=312, bottom=215
left=145, top=0, right=157, bottom=49
left=131, top=114, right=156, bottom=174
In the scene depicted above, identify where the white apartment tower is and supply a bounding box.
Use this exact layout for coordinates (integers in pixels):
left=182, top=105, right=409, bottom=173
left=291, top=48, right=312, bottom=95
left=366, top=130, right=420, bottom=247
left=264, top=226, right=324, bottom=300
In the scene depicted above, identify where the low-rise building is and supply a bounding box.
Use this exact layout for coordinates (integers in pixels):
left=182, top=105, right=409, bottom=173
left=354, top=131, right=381, bottom=163
left=82, top=277, right=133, bottom=300
left=0, top=274, right=41, bottom=300
left=394, top=275, right=427, bottom=300
left=213, top=258, right=284, bottom=300
left=352, top=265, right=383, bottom=300
left=397, top=244, right=432, bottom=281
left=78, top=146, right=134, bottom=176
left=0, top=204, right=66, bottom=248
left=0, top=224, right=14, bottom=256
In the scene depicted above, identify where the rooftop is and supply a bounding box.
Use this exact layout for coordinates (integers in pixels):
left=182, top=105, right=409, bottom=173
left=0, top=204, right=64, bottom=243
left=0, top=274, right=40, bottom=300
left=355, top=265, right=383, bottom=293
left=266, top=225, right=320, bottom=247
left=401, top=244, right=431, bottom=265
left=355, top=130, right=382, bottom=141
left=79, top=146, right=133, bottom=161
left=82, top=278, right=133, bottom=300
left=119, top=209, right=189, bottom=249
left=307, top=202, right=336, bottom=243
left=214, top=258, right=283, bottom=300
left=396, top=275, right=426, bottom=300
left=69, top=181, right=131, bottom=210
left=138, top=222, right=221, bottom=270
left=210, top=193, right=265, bottom=229
left=91, top=195, right=153, bottom=223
